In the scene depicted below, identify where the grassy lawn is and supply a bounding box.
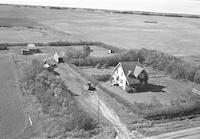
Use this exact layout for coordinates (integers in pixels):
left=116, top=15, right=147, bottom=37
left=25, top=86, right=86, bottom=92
left=82, top=66, right=199, bottom=112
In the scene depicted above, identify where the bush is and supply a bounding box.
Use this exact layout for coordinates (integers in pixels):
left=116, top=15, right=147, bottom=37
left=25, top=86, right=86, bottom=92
left=92, top=74, right=111, bottom=82
left=194, top=70, right=200, bottom=83
left=71, top=110, right=96, bottom=130
left=65, top=47, right=90, bottom=60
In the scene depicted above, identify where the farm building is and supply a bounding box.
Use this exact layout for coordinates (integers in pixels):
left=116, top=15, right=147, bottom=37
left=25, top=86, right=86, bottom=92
left=27, top=43, right=40, bottom=53
left=21, top=49, right=33, bottom=55
left=108, top=49, right=113, bottom=54
left=0, top=46, right=8, bottom=50
left=43, top=59, right=57, bottom=70
left=27, top=43, right=35, bottom=47
left=53, top=51, right=65, bottom=63
left=111, top=62, right=148, bottom=91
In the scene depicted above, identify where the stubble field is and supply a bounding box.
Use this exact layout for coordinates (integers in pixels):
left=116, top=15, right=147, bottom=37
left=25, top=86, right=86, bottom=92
left=0, top=4, right=200, bottom=59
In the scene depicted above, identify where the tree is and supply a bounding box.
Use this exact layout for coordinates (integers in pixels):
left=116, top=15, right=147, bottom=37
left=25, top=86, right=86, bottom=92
left=194, top=69, right=200, bottom=83
left=138, top=70, right=148, bottom=87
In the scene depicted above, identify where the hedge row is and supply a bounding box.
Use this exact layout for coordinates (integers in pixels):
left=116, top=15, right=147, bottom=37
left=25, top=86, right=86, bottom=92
left=70, top=50, right=144, bottom=67
left=0, top=41, right=123, bottom=53
left=137, top=48, right=200, bottom=83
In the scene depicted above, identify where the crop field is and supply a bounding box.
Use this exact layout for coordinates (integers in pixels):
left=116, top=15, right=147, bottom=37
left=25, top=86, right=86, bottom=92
left=0, top=5, right=200, bottom=59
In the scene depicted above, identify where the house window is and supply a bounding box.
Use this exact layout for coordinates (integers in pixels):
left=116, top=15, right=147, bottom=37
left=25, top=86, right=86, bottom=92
left=121, top=71, right=123, bottom=76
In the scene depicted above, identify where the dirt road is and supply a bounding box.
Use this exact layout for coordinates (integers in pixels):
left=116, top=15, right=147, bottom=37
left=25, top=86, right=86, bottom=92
left=55, top=63, right=143, bottom=139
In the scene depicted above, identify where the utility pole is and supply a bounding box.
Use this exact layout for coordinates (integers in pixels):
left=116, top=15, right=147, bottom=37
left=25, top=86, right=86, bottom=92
left=79, top=55, right=80, bottom=67
left=97, top=94, right=99, bottom=124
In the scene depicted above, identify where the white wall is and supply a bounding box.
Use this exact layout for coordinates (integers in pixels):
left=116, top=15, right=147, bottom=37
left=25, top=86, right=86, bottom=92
left=115, top=66, right=127, bottom=90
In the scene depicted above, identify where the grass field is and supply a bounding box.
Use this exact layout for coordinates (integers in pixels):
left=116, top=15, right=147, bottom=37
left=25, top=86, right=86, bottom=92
left=0, top=5, right=200, bottom=59
left=0, top=53, right=26, bottom=139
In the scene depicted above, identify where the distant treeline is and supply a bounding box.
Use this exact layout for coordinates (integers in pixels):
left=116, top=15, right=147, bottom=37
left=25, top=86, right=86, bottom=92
left=12, top=4, right=200, bottom=19
left=0, top=41, right=123, bottom=53
left=108, top=10, right=200, bottom=18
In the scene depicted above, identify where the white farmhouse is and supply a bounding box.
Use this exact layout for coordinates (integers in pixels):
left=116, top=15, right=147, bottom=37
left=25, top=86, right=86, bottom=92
left=111, top=62, right=147, bottom=91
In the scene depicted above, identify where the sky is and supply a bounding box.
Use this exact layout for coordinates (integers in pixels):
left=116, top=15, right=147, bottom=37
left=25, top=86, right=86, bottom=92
left=0, top=0, right=200, bottom=15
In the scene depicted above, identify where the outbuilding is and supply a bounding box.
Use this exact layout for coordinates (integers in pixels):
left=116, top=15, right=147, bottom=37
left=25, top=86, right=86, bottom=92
left=53, top=51, right=65, bottom=63
left=43, top=59, right=57, bottom=71
left=27, top=43, right=40, bottom=53
left=21, top=49, right=33, bottom=55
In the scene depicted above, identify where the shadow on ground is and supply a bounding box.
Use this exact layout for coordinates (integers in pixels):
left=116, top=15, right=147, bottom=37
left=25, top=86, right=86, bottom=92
left=136, top=83, right=166, bottom=93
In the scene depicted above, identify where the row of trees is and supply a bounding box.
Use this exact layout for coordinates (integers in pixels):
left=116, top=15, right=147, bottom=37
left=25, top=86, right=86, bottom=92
left=70, top=49, right=144, bottom=67
left=137, top=48, right=200, bottom=83
left=0, top=40, right=122, bottom=53
left=69, top=48, right=200, bottom=84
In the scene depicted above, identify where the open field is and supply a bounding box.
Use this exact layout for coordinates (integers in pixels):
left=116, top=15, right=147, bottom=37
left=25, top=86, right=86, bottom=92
left=0, top=53, right=26, bottom=139
left=0, top=5, right=200, bottom=59
left=1, top=3, right=200, bottom=138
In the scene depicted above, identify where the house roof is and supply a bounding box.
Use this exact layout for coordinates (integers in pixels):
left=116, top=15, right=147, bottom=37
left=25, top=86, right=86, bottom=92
left=126, top=76, right=140, bottom=85
left=134, top=65, right=145, bottom=78
left=55, top=51, right=65, bottom=57
left=120, top=62, right=144, bottom=76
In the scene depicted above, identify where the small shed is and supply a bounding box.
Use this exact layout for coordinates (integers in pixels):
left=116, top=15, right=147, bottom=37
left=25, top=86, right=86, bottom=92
left=27, top=43, right=35, bottom=48
left=53, top=51, right=65, bottom=63
left=27, top=44, right=40, bottom=53
left=108, top=49, right=113, bottom=54
left=43, top=59, right=57, bottom=70
left=0, top=46, right=8, bottom=50
left=21, top=49, right=33, bottom=55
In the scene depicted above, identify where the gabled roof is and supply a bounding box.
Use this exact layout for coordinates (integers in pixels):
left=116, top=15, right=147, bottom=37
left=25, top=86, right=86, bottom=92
left=55, top=51, right=65, bottom=57
left=134, top=65, right=145, bottom=78
left=120, top=62, right=141, bottom=76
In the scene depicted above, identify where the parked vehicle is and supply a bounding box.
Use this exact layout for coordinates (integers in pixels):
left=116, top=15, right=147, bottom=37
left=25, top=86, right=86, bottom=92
left=84, top=82, right=96, bottom=91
